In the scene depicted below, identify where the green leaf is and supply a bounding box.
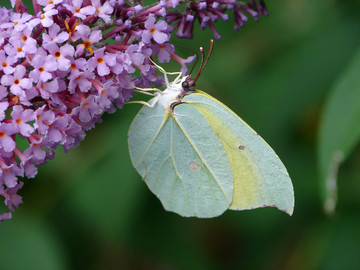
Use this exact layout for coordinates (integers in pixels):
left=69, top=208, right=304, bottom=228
left=318, top=47, right=360, bottom=214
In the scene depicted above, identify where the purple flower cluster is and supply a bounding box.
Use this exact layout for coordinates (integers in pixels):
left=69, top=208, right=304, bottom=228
left=167, top=0, right=268, bottom=39
left=0, top=0, right=268, bottom=223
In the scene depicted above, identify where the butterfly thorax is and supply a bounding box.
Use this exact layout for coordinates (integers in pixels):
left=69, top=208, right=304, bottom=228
left=156, top=76, right=190, bottom=110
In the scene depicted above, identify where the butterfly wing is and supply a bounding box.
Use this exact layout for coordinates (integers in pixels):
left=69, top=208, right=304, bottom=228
left=128, top=100, right=234, bottom=218
left=183, top=91, right=294, bottom=215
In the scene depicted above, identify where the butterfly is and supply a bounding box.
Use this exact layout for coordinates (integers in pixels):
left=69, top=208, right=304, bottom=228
left=128, top=41, right=294, bottom=218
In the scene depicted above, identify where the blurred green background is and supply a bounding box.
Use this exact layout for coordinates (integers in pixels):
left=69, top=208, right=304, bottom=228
left=2, top=0, right=360, bottom=269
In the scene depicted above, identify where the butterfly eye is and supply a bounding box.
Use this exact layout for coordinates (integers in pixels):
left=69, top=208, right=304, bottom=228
left=182, top=80, right=195, bottom=93
left=182, top=81, right=189, bottom=89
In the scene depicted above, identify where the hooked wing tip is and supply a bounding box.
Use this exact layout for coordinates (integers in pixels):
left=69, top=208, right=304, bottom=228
left=279, top=205, right=294, bottom=216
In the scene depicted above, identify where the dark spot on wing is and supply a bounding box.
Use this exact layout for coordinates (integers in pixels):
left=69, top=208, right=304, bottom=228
left=188, top=161, right=200, bottom=170
left=238, top=145, right=245, bottom=150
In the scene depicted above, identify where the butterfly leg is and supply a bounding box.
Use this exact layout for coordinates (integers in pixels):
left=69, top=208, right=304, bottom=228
left=147, top=57, right=183, bottom=86
left=124, top=94, right=160, bottom=108
left=170, top=100, right=186, bottom=111
left=128, top=82, right=162, bottom=94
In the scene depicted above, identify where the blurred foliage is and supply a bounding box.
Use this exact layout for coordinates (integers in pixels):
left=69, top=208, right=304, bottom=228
left=318, top=49, right=360, bottom=214
left=2, top=0, right=360, bottom=269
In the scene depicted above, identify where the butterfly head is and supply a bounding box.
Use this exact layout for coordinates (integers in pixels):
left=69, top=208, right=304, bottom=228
left=181, top=78, right=196, bottom=93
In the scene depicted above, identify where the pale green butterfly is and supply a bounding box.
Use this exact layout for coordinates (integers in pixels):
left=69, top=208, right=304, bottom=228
left=128, top=42, right=294, bottom=218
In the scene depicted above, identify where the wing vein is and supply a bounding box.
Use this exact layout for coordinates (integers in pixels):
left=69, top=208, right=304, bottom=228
left=169, top=118, right=188, bottom=207
left=173, top=113, right=231, bottom=203
left=135, top=113, right=169, bottom=169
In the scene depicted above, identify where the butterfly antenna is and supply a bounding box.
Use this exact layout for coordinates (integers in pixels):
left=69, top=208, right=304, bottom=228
left=193, top=47, right=205, bottom=82
left=188, top=52, right=198, bottom=76
left=183, top=40, right=214, bottom=93
left=193, top=39, right=214, bottom=82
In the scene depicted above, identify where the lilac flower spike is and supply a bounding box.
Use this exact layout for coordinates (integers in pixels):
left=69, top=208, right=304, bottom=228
left=0, top=0, right=268, bottom=223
